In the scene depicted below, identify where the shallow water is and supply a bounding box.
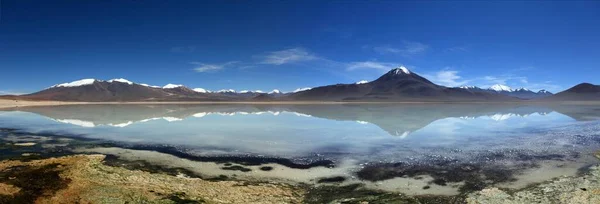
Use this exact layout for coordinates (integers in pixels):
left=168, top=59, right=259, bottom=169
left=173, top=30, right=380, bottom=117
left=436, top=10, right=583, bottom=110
left=1, top=104, right=600, bottom=194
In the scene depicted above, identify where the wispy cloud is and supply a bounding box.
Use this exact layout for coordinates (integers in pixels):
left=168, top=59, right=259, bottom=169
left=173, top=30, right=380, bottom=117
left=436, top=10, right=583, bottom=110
left=445, top=46, right=468, bottom=52
left=170, top=46, right=196, bottom=53
left=423, top=69, right=470, bottom=87
left=0, top=90, right=25, bottom=95
left=510, top=66, right=535, bottom=72
left=422, top=67, right=562, bottom=92
left=525, top=81, right=562, bottom=93
left=259, top=48, right=317, bottom=65
left=372, top=41, right=429, bottom=56
left=191, top=61, right=238, bottom=72
left=347, top=61, right=399, bottom=72
left=480, top=76, right=561, bottom=92
left=475, top=76, right=530, bottom=88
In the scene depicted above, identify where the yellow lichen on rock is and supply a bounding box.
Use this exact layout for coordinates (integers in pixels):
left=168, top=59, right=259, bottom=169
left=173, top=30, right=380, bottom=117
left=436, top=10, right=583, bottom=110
left=0, top=183, right=20, bottom=196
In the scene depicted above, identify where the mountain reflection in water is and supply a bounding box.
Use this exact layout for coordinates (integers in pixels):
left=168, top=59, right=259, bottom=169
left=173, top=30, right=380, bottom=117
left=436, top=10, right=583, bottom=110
left=1, top=104, right=600, bottom=162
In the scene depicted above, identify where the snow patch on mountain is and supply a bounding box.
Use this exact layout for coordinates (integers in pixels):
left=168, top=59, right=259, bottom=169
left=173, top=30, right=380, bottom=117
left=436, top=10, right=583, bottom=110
left=391, top=66, right=411, bottom=75
left=269, top=89, right=281, bottom=94
left=240, top=90, right=264, bottom=93
left=192, top=88, right=209, bottom=93
left=163, top=84, right=184, bottom=89
left=538, top=90, right=551, bottom=94
left=459, top=86, right=478, bottom=89
left=489, top=84, right=513, bottom=92
left=514, top=88, right=531, bottom=92
left=140, top=84, right=161, bottom=88
left=52, top=79, right=97, bottom=88
left=107, top=78, right=133, bottom=85
left=293, top=87, right=312, bottom=93
left=217, top=89, right=236, bottom=93
left=356, top=80, right=369, bottom=84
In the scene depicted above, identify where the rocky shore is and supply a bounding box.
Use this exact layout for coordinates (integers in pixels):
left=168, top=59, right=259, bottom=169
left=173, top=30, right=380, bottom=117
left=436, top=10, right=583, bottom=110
left=1, top=127, right=600, bottom=203
left=0, top=153, right=599, bottom=203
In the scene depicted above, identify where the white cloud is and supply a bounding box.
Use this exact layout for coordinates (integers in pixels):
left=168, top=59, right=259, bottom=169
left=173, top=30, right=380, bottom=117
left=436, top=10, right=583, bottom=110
left=424, top=70, right=470, bottom=87
left=373, top=41, right=429, bottom=56
left=347, top=61, right=398, bottom=72
left=191, top=61, right=238, bottom=72
left=260, top=48, right=317, bottom=65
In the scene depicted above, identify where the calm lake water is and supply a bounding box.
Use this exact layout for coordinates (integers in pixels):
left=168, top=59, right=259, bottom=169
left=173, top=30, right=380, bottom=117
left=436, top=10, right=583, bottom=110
left=2, top=104, right=600, bottom=194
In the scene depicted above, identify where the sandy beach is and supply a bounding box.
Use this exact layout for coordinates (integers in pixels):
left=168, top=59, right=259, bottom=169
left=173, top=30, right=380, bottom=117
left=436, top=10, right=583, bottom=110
left=0, top=99, right=87, bottom=109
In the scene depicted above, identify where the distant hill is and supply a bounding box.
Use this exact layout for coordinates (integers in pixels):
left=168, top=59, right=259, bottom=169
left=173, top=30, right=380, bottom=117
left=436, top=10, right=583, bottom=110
left=19, top=79, right=230, bottom=102
left=458, top=85, right=553, bottom=99
left=545, top=83, right=600, bottom=101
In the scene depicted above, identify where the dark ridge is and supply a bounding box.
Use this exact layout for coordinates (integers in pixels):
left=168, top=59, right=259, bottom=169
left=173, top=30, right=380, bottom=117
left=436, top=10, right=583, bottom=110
left=159, top=192, right=206, bottom=204
left=102, top=155, right=204, bottom=179
left=565, top=83, right=600, bottom=93
left=259, top=166, right=273, bottom=171
left=317, top=176, right=346, bottom=183
left=221, top=165, right=252, bottom=172
left=303, top=183, right=464, bottom=204
left=112, top=144, right=336, bottom=169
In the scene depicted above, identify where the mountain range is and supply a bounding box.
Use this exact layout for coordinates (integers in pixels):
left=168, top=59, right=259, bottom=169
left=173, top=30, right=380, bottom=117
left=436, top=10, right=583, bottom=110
left=458, top=85, right=552, bottom=99
left=1, top=67, right=599, bottom=102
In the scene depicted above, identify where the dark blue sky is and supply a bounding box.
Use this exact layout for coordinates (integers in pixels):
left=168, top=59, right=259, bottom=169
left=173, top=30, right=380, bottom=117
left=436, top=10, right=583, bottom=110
left=1, top=1, right=599, bottom=94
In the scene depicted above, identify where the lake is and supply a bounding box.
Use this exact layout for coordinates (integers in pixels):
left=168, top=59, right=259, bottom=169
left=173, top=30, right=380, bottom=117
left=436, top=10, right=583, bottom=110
left=1, top=104, right=600, bottom=195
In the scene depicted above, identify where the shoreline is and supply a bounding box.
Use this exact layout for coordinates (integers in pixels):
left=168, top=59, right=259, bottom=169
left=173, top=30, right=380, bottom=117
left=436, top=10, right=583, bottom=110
left=2, top=99, right=600, bottom=110
left=1, top=147, right=599, bottom=203
left=1, top=126, right=600, bottom=203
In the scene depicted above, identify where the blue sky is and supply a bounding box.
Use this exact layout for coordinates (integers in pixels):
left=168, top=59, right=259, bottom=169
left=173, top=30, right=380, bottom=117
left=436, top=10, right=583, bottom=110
left=1, top=1, right=599, bottom=94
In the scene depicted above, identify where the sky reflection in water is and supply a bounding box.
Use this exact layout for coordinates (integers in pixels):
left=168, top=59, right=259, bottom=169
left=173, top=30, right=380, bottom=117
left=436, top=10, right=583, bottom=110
left=0, top=104, right=599, bottom=163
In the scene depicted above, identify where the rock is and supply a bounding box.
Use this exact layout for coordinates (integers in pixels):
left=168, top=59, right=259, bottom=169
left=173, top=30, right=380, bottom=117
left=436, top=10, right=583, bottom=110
left=467, top=165, right=600, bottom=203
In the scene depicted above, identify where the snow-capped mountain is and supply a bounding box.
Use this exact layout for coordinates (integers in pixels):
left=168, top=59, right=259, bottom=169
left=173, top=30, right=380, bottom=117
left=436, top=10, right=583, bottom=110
left=107, top=78, right=134, bottom=85
left=289, top=66, right=513, bottom=101
left=217, top=89, right=236, bottom=93
left=268, top=89, right=282, bottom=94
left=538, top=90, right=551, bottom=94
left=163, top=84, right=184, bottom=89
left=192, top=88, right=210, bottom=93
left=10, top=70, right=568, bottom=102
left=51, top=79, right=97, bottom=88
left=239, top=90, right=264, bottom=94
left=457, top=84, right=553, bottom=99
left=489, top=84, right=513, bottom=92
